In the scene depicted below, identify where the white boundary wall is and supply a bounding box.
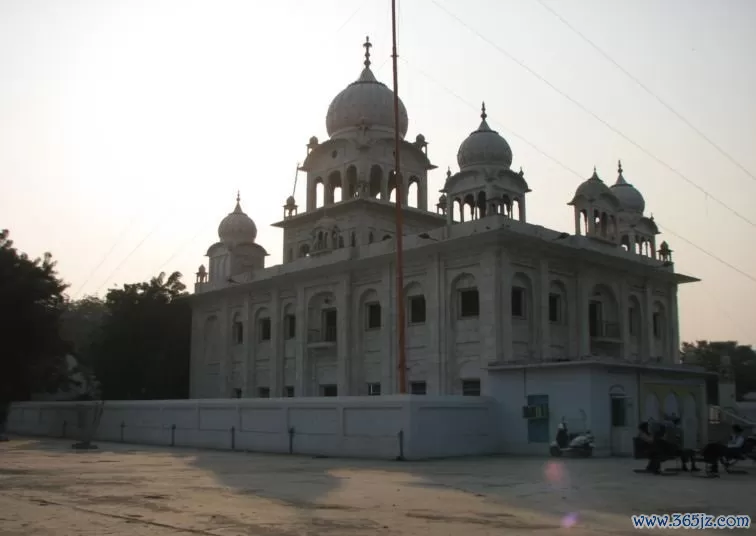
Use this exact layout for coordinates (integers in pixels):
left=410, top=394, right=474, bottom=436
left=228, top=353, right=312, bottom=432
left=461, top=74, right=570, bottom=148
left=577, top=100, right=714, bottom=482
left=6, top=396, right=500, bottom=460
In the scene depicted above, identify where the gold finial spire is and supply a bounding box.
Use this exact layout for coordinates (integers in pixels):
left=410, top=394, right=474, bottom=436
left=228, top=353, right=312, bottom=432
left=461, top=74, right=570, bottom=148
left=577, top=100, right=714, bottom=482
left=618, top=160, right=623, bottom=174
left=236, top=190, right=241, bottom=203
left=446, top=166, right=452, bottom=178
left=363, top=36, right=372, bottom=68
left=481, top=101, right=487, bottom=121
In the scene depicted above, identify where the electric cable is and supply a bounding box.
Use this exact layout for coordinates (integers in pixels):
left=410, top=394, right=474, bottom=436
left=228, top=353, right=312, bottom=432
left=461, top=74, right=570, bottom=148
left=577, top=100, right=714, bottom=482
left=429, top=0, right=756, bottom=229
left=532, top=0, right=756, bottom=185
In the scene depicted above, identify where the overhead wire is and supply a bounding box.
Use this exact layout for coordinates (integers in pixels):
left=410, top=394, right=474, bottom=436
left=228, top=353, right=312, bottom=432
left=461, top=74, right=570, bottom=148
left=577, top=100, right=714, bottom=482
left=70, top=214, right=142, bottom=297
left=78, top=2, right=371, bottom=297
left=398, top=59, right=756, bottom=288
left=429, top=0, right=756, bottom=229
left=532, top=0, right=756, bottom=185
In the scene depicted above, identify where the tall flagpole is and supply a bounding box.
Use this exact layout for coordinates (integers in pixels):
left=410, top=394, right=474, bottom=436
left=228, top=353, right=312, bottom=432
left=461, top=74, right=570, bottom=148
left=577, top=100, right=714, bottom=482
left=391, top=0, right=407, bottom=394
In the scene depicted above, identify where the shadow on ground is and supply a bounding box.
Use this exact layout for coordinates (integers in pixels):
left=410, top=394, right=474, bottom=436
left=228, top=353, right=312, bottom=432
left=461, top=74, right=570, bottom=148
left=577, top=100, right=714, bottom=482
left=3, top=436, right=756, bottom=535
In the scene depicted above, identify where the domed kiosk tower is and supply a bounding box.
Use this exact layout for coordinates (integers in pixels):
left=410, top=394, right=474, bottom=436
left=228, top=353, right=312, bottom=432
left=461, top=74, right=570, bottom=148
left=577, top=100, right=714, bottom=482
left=273, top=37, right=444, bottom=263
left=568, top=167, right=621, bottom=242
left=441, top=103, right=530, bottom=224
left=610, top=161, right=659, bottom=257
left=300, top=37, right=435, bottom=211
left=204, top=193, right=268, bottom=284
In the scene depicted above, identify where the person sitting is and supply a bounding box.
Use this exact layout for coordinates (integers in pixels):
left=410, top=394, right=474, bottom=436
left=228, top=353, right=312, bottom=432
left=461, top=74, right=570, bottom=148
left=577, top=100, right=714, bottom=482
left=702, top=425, right=746, bottom=475
left=637, top=422, right=662, bottom=474
left=725, top=425, right=746, bottom=460
left=656, top=417, right=699, bottom=472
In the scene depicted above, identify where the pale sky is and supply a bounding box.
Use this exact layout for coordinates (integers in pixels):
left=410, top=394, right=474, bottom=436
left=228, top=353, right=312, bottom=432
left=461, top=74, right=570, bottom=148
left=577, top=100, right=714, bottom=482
left=1, top=0, right=754, bottom=346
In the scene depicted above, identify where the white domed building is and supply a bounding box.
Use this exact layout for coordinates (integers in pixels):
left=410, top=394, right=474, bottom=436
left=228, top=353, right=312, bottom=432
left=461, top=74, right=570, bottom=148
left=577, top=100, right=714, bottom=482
left=187, top=36, right=708, bottom=458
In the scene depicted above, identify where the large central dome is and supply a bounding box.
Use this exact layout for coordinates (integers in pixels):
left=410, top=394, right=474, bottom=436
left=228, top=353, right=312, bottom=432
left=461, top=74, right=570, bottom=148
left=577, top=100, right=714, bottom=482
left=325, top=37, right=409, bottom=138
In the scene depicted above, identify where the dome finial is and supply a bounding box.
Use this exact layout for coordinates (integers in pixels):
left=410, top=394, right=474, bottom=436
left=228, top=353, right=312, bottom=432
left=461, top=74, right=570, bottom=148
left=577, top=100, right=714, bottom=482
left=236, top=190, right=241, bottom=203
left=618, top=160, right=623, bottom=174
left=446, top=166, right=452, bottom=178
left=481, top=101, right=487, bottom=121
left=363, top=36, right=372, bottom=68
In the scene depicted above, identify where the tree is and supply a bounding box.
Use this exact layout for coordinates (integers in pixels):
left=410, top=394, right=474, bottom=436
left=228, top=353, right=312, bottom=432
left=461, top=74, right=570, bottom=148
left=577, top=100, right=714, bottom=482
left=60, top=295, right=107, bottom=368
left=90, top=271, right=191, bottom=400
left=0, top=229, right=70, bottom=435
left=681, top=340, right=756, bottom=401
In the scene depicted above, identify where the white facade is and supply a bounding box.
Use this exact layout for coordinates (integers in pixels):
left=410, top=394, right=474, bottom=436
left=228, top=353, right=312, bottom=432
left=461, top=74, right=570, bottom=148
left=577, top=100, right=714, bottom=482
left=1, top=37, right=714, bottom=460
left=190, top=37, right=696, bottom=403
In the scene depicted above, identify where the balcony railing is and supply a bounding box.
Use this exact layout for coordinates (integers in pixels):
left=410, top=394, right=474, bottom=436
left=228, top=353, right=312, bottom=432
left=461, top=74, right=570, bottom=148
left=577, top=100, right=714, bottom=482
left=308, top=326, right=337, bottom=344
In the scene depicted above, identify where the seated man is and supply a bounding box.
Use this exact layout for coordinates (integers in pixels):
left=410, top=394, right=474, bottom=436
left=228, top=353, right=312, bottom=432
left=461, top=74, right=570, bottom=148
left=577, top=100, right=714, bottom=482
left=725, top=425, right=746, bottom=460
left=702, top=424, right=746, bottom=475
left=656, top=417, right=699, bottom=472
left=637, top=422, right=662, bottom=474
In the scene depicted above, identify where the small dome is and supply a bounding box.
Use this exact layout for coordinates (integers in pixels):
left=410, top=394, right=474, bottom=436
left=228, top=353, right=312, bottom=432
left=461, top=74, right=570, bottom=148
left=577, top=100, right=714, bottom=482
left=457, top=103, right=513, bottom=170
left=571, top=168, right=614, bottom=202
left=325, top=37, right=408, bottom=138
left=285, top=195, right=296, bottom=207
left=610, top=161, right=645, bottom=213
left=218, top=193, right=257, bottom=247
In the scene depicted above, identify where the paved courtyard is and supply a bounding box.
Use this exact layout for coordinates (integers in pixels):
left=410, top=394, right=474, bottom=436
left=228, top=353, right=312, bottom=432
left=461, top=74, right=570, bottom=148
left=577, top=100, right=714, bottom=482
left=1, top=437, right=754, bottom=535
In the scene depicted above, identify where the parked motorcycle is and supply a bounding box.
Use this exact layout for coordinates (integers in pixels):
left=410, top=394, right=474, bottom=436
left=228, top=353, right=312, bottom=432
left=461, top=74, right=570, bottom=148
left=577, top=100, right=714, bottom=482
left=550, top=422, right=595, bottom=457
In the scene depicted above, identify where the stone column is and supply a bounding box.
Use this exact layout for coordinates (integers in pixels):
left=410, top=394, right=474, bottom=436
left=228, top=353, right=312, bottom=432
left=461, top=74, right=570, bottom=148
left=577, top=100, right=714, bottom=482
left=419, top=179, right=428, bottom=211
left=537, top=259, right=550, bottom=360
left=381, top=263, right=394, bottom=393
left=669, top=285, right=680, bottom=363
left=619, top=281, right=630, bottom=360
left=576, top=270, right=590, bottom=357
left=573, top=210, right=581, bottom=235
left=218, top=298, right=230, bottom=398
left=324, top=175, right=334, bottom=205
left=295, top=286, right=307, bottom=396
left=241, top=294, right=251, bottom=397
left=306, top=176, right=316, bottom=211
left=643, top=283, right=654, bottom=360
left=478, top=248, right=501, bottom=393
left=500, top=254, right=513, bottom=362
left=269, top=289, right=282, bottom=396
left=246, top=296, right=258, bottom=398
left=567, top=271, right=579, bottom=358
left=337, top=274, right=352, bottom=395
left=428, top=253, right=442, bottom=393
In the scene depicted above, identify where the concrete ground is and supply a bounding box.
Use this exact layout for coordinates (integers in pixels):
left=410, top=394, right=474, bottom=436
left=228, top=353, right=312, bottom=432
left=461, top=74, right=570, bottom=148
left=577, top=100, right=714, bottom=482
left=0, top=438, right=754, bottom=535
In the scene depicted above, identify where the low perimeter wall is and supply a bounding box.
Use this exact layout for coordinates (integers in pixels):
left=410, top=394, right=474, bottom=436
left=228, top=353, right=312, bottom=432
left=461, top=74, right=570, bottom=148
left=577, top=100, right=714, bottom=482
left=6, top=395, right=500, bottom=460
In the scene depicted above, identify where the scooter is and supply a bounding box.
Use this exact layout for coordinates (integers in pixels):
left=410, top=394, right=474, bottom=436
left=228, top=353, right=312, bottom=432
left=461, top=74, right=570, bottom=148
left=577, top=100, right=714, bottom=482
left=550, top=422, right=595, bottom=457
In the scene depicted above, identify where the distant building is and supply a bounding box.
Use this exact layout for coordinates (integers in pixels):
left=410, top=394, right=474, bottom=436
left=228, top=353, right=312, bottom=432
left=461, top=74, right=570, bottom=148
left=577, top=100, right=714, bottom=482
left=187, top=37, right=712, bottom=455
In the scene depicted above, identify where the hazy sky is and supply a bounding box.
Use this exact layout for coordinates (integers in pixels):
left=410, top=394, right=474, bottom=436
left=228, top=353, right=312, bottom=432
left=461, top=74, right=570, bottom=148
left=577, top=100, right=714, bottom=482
left=1, top=0, right=754, bottom=346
